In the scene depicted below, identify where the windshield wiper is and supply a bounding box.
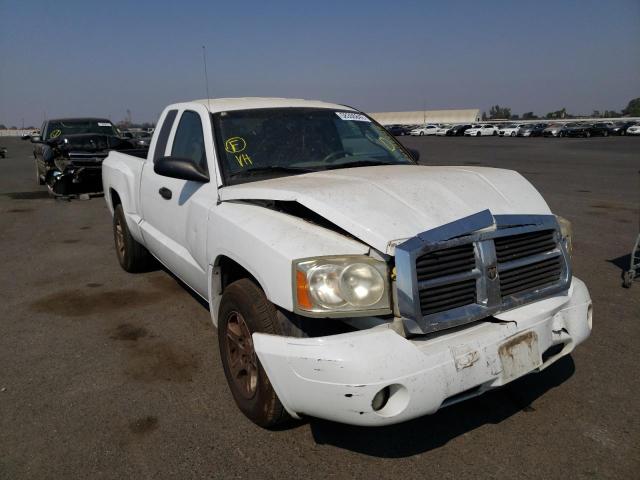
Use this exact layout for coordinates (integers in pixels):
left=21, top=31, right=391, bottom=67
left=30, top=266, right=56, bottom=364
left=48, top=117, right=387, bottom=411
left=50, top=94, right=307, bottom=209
left=229, top=166, right=316, bottom=178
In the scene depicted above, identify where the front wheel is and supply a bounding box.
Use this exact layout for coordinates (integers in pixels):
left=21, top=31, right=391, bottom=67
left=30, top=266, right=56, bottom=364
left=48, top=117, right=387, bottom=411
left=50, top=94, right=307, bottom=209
left=35, top=161, right=44, bottom=185
left=603, top=131, right=608, bottom=137
left=585, top=131, right=591, bottom=138
left=511, top=132, right=516, bottom=137
left=476, top=132, right=481, bottom=137
left=419, top=131, right=424, bottom=136
left=113, top=204, right=152, bottom=272
left=218, top=279, right=290, bottom=428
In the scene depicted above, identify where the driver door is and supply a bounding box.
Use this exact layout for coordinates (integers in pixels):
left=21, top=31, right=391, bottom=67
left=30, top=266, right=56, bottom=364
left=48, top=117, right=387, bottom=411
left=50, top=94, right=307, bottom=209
left=139, top=106, right=218, bottom=296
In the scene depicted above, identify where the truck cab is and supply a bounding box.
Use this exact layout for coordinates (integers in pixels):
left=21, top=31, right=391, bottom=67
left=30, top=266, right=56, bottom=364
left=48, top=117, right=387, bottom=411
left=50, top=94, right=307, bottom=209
left=102, top=98, right=592, bottom=428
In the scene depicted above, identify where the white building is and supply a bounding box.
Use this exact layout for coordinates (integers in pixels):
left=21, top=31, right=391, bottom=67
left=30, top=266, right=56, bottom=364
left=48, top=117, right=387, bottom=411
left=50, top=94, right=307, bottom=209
left=369, top=109, right=481, bottom=125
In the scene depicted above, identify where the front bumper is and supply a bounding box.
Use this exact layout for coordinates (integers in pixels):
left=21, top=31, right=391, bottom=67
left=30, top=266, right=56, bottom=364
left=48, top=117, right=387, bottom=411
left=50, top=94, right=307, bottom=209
left=254, top=277, right=591, bottom=426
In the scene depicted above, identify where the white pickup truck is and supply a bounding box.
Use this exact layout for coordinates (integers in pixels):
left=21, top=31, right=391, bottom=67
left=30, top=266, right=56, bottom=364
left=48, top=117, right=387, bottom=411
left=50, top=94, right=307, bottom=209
left=102, top=97, right=592, bottom=428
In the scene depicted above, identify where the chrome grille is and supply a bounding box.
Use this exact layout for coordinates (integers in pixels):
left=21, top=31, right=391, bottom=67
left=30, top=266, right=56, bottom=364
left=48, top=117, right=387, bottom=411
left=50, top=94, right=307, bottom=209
left=499, top=256, right=562, bottom=298
left=416, top=244, right=475, bottom=280
left=495, top=229, right=556, bottom=262
left=416, top=244, right=477, bottom=314
left=420, top=278, right=477, bottom=315
left=395, top=211, right=571, bottom=335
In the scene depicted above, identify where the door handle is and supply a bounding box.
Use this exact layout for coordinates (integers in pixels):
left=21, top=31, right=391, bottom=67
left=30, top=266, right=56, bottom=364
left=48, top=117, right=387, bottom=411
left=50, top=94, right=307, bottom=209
left=158, top=187, right=172, bottom=200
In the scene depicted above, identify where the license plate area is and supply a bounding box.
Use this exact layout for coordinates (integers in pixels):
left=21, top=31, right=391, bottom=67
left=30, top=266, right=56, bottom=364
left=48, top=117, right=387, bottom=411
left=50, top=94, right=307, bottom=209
left=498, top=331, right=541, bottom=382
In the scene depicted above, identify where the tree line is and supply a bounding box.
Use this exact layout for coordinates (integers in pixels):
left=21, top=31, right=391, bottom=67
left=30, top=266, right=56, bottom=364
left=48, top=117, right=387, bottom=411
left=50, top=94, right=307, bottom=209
left=481, top=97, right=640, bottom=121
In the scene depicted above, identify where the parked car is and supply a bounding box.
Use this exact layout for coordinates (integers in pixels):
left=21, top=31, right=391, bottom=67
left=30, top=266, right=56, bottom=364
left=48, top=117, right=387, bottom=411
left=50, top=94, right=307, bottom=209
left=565, top=123, right=612, bottom=138
left=385, top=125, right=409, bottom=136
left=558, top=124, right=577, bottom=137
left=410, top=124, right=438, bottom=136
left=131, top=131, right=153, bottom=147
left=103, top=97, right=591, bottom=428
left=499, top=124, right=526, bottom=137
left=446, top=124, right=472, bottom=136
left=517, top=123, right=547, bottom=137
left=435, top=124, right=453, bottom=136
left=464, top=124, right=498, bottom=136
left=24, top=118, right=147, bottom=196
left=626, top=124, right=640, bottom=135
left=0, top=146, right=6, bottom=158
left=611, top=121, right=636, bottom=136
left=542, top=124, right=566, bottom=137
left=119, top=131, right=135, bottom=140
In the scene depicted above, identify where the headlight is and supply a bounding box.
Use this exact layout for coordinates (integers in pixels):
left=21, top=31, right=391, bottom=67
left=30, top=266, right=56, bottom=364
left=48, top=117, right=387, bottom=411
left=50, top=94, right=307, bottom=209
left=556, top=215, right=573, bottom=257
left=293, top=256, right=390, bottom=316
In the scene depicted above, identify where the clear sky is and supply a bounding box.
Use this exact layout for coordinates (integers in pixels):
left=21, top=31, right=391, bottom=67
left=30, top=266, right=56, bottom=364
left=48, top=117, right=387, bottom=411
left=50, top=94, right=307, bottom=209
left=1, top=0, right=638, bottom=126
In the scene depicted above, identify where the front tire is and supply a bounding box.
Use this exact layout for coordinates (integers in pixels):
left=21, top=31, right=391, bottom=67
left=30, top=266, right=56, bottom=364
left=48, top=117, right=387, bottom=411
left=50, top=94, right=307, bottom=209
left=218, top=279, right=290, bottom=428
left=585, top=131, right=591, bottom=138
left=476, top=131, right=481, bottom=137
left=35, top=161, right=44, bottom=185
left=113, top=204, right=152, bottom=272
left=419, top=131, right=424, bottom=136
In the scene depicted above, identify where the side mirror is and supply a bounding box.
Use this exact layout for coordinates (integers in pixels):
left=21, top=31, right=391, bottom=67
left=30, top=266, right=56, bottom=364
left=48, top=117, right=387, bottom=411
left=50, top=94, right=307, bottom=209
left=29, top=135, right=42, bottom=143
left=154, top=156, right=209, bottom=183
left=408, top=148, right=420, bottom=162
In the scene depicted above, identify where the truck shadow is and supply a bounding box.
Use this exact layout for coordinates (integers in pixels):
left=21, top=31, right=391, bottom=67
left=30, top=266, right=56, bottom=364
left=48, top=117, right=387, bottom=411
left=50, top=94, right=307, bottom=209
left=308, top=355, right=575, bottom=457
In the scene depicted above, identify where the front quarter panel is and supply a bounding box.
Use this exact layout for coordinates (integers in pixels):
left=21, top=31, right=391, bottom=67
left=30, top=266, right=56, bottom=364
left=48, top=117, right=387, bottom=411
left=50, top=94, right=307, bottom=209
left=207, top=201, right=369, bottom=324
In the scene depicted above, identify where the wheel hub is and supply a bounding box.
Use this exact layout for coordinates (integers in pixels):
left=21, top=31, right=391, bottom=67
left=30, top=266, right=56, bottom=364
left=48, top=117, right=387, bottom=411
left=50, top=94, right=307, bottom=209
left=114, top=220, right=125, bottom=258
left=225, top=311, right=258, bottom=399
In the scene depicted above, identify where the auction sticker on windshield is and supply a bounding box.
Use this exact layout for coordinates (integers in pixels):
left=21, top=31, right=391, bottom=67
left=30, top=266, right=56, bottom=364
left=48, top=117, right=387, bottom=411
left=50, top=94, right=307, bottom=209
left=335, top=112, right=370, bottom=122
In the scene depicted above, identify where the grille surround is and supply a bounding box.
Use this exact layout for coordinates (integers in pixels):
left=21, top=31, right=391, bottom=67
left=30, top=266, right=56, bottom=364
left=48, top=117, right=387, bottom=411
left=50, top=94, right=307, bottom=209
left=395, top=211, right=571, bottom=335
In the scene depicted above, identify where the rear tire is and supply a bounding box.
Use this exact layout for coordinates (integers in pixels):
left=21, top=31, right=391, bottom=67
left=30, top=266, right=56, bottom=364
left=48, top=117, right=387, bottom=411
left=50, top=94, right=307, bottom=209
left=35, top=161, right=44, bottom=185
left=113, top=204, right=152, bottom=273
left=218, top=279, right=291, bottom=428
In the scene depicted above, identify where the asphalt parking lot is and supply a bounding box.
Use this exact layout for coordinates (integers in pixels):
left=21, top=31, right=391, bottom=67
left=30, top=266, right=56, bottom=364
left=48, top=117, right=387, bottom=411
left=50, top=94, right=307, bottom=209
left=1, top=135, right=638, bottom=479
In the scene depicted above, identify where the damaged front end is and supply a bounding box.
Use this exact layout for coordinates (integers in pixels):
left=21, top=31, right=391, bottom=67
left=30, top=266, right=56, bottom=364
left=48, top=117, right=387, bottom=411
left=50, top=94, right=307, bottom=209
left=43, top=134, right=147, bottom=196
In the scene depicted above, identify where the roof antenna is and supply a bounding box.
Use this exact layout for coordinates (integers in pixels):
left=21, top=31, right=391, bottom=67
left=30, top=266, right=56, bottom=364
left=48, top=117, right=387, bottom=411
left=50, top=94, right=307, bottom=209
left=202, top=45, right=211, bottom=112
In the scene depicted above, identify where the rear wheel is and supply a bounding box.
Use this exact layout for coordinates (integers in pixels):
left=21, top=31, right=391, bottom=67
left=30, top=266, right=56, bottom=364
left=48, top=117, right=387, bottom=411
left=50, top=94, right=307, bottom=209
left=35, top=161, right=44, bottom=185
left=218, top=279, right=291, bottom=428
left=113, top=204, right=152, bottom=272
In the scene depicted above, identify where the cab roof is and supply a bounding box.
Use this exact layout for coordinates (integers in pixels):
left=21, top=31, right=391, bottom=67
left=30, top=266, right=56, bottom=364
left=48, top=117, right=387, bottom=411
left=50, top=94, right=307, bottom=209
left=189, top=97, right=356, bottom=113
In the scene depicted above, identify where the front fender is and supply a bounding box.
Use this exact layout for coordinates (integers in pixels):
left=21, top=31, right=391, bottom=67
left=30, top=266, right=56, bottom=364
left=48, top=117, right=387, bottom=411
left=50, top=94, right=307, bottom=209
left=207, top=201, right=369, bottom=325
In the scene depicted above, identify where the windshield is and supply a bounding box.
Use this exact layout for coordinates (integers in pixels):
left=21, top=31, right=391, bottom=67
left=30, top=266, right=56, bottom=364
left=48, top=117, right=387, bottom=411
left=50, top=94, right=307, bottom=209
left=212, top=108, right=415, bottom=184
left=45, top=120, right=118, bottom=140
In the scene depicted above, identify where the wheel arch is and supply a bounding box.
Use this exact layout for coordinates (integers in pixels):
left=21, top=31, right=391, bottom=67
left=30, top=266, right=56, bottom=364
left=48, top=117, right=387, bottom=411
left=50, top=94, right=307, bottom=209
left=208, top=254, right=266, bottom=327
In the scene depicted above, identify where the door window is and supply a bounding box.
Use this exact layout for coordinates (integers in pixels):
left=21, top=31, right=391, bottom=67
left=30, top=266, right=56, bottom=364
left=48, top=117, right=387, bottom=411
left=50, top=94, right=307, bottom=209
left=171, top=110, right=207, bottom=172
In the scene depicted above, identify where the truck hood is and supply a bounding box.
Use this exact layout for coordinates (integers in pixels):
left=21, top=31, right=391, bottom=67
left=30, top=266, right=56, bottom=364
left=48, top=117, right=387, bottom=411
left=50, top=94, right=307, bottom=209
left=219, top=165, right=551, bottom=253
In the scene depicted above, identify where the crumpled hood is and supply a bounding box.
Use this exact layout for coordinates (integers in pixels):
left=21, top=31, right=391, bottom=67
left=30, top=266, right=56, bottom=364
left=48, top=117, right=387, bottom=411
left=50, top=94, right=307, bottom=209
left=219, top=165, right=551, bottom=253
